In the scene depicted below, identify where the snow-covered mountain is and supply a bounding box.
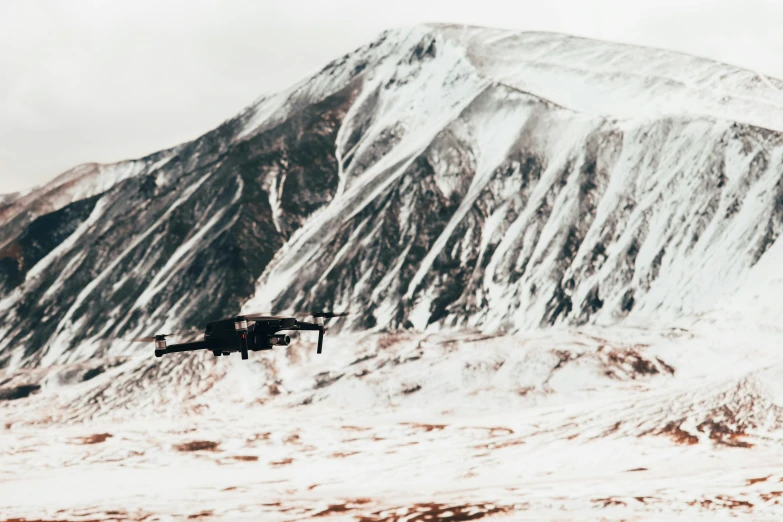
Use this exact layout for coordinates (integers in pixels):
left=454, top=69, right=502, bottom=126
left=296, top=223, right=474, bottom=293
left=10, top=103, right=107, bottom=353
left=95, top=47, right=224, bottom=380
left=2, top=24, right=782, bottom=369
left=4, top=24, right=783, bottom=521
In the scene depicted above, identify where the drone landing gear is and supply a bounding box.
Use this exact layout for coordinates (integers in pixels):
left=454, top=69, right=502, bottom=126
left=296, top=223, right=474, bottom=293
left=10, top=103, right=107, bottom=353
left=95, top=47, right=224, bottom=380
left=212, top=350, right=222, bottom=357
left=239, top=332, right=249, bottom=359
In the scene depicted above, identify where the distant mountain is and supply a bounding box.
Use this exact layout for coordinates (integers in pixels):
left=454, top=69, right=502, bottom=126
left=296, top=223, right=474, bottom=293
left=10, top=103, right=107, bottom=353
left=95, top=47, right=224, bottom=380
left=2, top=24, right=783, bottom=369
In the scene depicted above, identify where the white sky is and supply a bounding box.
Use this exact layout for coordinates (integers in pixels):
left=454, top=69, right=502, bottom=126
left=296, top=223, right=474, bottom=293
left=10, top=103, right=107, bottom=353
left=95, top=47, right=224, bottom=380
left=1, top=0, right=781, bottom=194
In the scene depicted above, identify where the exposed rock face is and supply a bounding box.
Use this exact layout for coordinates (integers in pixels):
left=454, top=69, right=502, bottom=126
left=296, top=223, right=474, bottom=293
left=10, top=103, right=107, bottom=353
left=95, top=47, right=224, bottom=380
left=1, top=24, right=783, bottom=368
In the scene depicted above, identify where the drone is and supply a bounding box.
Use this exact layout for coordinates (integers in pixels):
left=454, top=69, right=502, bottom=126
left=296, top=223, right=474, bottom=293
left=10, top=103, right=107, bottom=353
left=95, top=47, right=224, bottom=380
left=129, top=312, right=347, bottom=360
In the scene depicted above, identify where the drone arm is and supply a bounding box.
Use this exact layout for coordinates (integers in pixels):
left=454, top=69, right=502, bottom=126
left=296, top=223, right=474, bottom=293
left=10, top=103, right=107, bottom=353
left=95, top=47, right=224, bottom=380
left=158, top=340, right=210, bottom=356
left=317, top=328, right=324, bottom=354
left=295, top=321, right=322, bottom=331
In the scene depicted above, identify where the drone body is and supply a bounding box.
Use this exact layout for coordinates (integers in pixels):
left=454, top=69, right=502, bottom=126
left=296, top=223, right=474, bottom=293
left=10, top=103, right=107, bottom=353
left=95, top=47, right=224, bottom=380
left=136, top=312, right=345, bottom=360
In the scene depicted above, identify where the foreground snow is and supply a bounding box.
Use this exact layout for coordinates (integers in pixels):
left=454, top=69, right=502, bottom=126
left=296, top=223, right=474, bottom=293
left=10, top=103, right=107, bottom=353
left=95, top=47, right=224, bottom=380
left=2, top=409, right=781, bottom=521
left=3, top=319, right=783, bottom=520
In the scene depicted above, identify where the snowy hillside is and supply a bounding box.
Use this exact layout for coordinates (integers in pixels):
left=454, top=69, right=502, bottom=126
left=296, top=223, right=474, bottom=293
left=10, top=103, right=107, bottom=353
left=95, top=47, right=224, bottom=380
left=5, top=324, right=783, bottom=520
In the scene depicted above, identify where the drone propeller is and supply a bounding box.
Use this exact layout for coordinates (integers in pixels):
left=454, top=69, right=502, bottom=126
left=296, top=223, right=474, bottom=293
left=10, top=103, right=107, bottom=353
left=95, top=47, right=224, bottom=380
left=240, top=312, right=277, bottom=320
left=312, top=312, right=350, bottom=319
left=242, top=311, right=351, bottom=320
left=127, top=329, right=202, bottom=343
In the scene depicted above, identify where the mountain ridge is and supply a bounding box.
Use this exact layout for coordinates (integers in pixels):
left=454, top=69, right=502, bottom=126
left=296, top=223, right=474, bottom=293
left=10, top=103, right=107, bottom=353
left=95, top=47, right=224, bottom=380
left=427, top=23, right=783, bottom=84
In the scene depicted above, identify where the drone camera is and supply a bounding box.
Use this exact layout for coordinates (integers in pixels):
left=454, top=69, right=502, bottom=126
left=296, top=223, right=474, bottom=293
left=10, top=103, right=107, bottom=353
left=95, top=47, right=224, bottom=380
left=270, top=335, right=291, bottom=346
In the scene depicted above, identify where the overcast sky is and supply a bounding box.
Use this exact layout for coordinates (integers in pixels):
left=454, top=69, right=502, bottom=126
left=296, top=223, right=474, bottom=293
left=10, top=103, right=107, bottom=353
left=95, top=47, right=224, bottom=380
left=1, top=0, right=781, bottom=194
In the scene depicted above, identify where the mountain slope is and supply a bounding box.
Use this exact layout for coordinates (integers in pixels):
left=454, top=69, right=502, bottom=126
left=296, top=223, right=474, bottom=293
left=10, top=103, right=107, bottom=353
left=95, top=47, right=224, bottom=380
left=1, top=25, right=783, bottom=369
left=243, top=26, right=783, bottom=332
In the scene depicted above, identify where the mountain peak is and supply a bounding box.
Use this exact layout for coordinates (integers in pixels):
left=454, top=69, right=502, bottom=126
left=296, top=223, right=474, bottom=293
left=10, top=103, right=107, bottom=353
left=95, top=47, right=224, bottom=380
left=237, top=24, right=783, bottom=146
left=419, top=24, right=783, bottom=132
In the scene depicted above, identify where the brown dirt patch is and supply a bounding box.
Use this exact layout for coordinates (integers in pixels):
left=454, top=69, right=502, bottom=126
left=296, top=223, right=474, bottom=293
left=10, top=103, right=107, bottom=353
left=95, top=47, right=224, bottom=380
left=688, top=496, right=753, bottom=510
left=312, top=504, right=350, bottom=517
left=657, top=422, right=699, bottom=445
left=602, top=421, right=622, bottom=436
left=715, top=495, right=754, bottom=509
left=592, top=497, right=627, bottom=507
left=492, top=439, right=525, bottom=449
left=697, top=420, right=754, bottom=448
left=349, top=354, right=377, bottom=366
left=377, top=333, right=403, bottom=350
left=597, top=345, right=675, bottom=379
left=400, top=423, right=447, bottom=432
left=357, top=502, right=513, bottom=521
left=340, top=425, right=371, bottom=432
left=312, top=499, right=373, bottom=517
left=231, top=455, right=259, bottom=461
left=330, top=451, right=360, bottom=458
left=460, top=426, right=514, bottom=437
left=270, top=457, right=293, bottom=466
left=475, top=438, right=525, bottom=450
left=174, top=440, right=220, bottom=452
left=0, top=518, right=105, bottom=522
left=79, top=433, right=113, bottom=444
left=488, top=427, right=514, bottom=436
left=761, top=491, right=783, bottom=502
